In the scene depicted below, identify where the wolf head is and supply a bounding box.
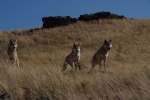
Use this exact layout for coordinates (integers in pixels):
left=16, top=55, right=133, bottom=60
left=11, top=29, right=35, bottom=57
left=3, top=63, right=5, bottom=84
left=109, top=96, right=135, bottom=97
left=9, top=39, right=18, bottom=50
left=72, top=43, right=80, bottom=54
left=104, top=39, right=112, bottom=50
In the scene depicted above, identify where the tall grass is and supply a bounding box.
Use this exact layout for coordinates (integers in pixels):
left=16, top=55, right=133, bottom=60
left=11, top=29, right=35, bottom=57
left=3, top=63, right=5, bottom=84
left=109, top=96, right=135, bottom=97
left=0, top=19, right=150, bottom=100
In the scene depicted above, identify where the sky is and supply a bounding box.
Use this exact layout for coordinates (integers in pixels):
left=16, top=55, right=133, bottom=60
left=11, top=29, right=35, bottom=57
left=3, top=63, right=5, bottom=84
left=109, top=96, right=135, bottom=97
left=0, top=0, right=150, bottom=31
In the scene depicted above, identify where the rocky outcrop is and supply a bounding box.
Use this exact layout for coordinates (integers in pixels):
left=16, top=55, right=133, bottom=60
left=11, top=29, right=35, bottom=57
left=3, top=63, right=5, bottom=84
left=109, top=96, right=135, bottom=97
left=42, top=11, right=126, bottom=28
left=78, top=11, right=126, bottom=21
left=42, top=16, right=77, bottom=28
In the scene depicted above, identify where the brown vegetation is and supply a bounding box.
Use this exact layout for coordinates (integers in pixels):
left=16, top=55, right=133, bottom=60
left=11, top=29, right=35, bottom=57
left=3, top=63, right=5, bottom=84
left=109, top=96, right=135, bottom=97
left=0, top=19, right=150, bottom=100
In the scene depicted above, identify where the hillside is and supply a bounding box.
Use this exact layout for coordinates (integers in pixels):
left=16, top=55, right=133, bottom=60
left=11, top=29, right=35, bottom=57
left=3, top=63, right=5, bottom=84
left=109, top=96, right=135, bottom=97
left=0, top=19, right=150, bottom=100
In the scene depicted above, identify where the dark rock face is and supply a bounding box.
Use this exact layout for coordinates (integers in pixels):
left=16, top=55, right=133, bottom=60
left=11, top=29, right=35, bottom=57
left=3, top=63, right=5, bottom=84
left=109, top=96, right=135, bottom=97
left=42, top=11, right=126, bottom=28
left=42, top=16, right=77, bottom=28
left=78, top=11, right=126, bottom=21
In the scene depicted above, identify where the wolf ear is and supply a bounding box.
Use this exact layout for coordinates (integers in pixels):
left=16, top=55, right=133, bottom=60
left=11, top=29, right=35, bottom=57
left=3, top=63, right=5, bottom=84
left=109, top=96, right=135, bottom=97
left=15, top=35, right=19, bottom=43
left=73, top=43, right=76, bottom=47
left=14, top=39, right=18, bottom=43
left=108, top=39, right=112, bottom=42
left=10, top=39, right=12, bottom=42
left=104, top=39, right=107, bottom=44
left=10, top=39, right=13, bottom=43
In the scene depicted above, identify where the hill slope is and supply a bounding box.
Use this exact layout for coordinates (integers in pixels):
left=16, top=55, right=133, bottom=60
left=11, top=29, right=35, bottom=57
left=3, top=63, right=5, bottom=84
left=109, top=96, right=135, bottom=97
left=0, top=19, right=150, bottom=100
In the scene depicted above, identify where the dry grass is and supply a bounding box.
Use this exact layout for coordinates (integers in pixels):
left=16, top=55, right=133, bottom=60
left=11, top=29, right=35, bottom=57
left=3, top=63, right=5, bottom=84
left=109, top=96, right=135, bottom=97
left=0, top=19, right=150, bottom=100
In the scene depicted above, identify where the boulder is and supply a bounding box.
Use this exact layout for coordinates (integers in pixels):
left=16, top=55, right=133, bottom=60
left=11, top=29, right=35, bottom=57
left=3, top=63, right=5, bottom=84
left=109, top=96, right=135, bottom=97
left=78, top=11, right=126, bottom=21
left=42, top=16, right=77, bottom=28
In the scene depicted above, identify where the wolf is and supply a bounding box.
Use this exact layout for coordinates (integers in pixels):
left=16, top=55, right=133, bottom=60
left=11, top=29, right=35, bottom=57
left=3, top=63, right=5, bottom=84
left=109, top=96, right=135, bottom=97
left=62, top=43, right=81, bottom=73
left=88, top=39, right=112, bottom=72
left=7, top=39, right=19, bottom=67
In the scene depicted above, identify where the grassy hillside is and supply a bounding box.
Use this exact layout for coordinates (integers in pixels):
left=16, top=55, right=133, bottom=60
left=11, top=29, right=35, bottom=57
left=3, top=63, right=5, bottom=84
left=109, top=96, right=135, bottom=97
left=0, top=19, right=150, bottom=100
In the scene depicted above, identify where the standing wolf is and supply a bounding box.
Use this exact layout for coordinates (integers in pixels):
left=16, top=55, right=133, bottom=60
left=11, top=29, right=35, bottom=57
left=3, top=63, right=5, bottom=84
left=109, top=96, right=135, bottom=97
left=7, top=39, right=19, bottom=67
left=89, top=39, right=112, bottom=72
left=62, top=43, right=80, bottom=73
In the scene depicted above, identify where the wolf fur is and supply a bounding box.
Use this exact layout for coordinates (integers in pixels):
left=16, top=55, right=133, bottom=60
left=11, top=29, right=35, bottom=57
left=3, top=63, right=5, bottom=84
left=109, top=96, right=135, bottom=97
left=89, top=39, right=112, bottom=72
left=7, top=39, right=19, bottom=67
left=62, top=43, right=80, bottom=73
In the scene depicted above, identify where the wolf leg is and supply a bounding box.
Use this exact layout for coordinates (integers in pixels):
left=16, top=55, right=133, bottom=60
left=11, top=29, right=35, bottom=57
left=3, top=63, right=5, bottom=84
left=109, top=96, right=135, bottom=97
left=104, top=58, right=108, bottom=72
left=88, top=62, right=97, bottom=73
left=62, top=62, right=68, bottom=72
left=16, top=59, right=19, bottom=67
left=98, top=62, right=102, bottom=72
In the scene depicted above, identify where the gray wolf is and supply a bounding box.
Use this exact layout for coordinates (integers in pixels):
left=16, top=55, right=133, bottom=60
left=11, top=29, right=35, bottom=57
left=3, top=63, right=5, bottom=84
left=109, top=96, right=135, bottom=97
left=62, top=43, right=80, bottom=73
left=88, top=39, right=112, bottom=72
left=7, top=39, right=19, bottom=67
